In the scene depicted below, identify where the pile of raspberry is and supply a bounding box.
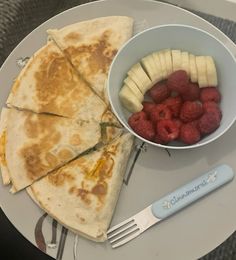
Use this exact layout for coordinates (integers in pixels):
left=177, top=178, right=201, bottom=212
left=128, top=70, right=222, bottom=145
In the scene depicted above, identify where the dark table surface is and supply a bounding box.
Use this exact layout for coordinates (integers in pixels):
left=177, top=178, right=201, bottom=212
left=1, top=1, right=236, bottom=259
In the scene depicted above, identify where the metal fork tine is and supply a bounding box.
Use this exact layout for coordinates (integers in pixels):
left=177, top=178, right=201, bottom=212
left=107, top=217, right=134, bottom=234
left=111, top=230, right=141, bottom=248
left=107, top=221, right=137, bottom=240
left=109, top=225, right=140, bottom=244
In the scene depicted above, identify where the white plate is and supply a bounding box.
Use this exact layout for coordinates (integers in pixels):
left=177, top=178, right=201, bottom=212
left=0, top=1, right=236, bottom=259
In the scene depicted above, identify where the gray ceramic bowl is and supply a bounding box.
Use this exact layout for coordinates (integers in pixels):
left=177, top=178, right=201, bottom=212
left=107, top=24, right=236, bottom=149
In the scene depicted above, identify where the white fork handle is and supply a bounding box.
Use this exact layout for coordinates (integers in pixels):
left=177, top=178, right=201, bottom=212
left=151, top=164, right=234, bottom=219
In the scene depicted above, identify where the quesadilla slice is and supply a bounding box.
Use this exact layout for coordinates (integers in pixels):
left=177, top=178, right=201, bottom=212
left=5, top=108, right=102, bottom=192
left=6, top=41, right=107, bottom=121
left=27, top=133, right=134, bottom=242
left=0, top=108, right=11, bottom=185
left=47, top=16, right=134, bottom=102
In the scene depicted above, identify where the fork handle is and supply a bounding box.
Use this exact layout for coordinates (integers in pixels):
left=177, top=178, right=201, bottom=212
left=151, top=164, right=234, bottom=219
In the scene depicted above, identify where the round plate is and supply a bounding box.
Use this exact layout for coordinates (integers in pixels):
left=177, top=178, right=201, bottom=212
left=1, top=1, right=236, bottom=259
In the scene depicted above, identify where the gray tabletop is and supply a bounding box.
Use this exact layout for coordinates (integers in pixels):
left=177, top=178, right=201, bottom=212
left=0, top=1, right=236, bottom=259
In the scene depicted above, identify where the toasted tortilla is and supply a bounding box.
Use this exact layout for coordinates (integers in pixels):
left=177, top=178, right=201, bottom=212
left=5, top=108, right=102, bottom=192
left=0, top=108, right=11, bottom=185
left=27, top=133, right=134, bottom=242
left=47, top=16, right=134, bottom=102
left=6, top=41, right=107, bottom=121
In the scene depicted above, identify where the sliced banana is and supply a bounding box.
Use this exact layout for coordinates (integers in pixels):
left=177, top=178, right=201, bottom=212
left=172, top=50, right=182, bottom=72
left=196, top=56, right=209, bottom=88
left=189, top=54, right=198, bottom=83
left=181, top=51, right=190, bottom=75
left=152, top=53, right=163, bottom=80
left=119, top=86, right=143, bottom=113
left=124, top=77, right=144, bottom=102
left=164, top=49, right=173, bottom=76
left=205, top=56, right=218, bottom=86
left=158, top=51, right=168, bottom=79
left=128, top=63, right=153, bottom=93
left=141, top=55, right=157, bottom=82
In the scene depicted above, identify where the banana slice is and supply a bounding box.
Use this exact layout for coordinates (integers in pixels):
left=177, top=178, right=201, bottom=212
left=141, top=55, right=162, bottom=83
left=119, top=86, right=143, bottom=113
left=141, top=55, right=157, bottom=82
left=164, top=49, right=173, bottom=76
left=205, top=56, right=218, bottom=86
left=128, top=63, right=152, bottom=93
left=196, top=56, right=209, bottom=88
left=181, top=51, right=190, bottom=75
left=172, top=50, right=182, bottom=72
left=158, top=51, right=168, bottom=79
left=189, top=54, right=198, bottom=83
left=124, top=77, right=144, bottom=102
left=152, top=53, right=163, bottom=80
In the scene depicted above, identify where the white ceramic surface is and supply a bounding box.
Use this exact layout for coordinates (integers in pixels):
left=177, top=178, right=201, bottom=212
left=0, top=1, right=236, bottom=260
left=108, top=24, right=236, bottom=149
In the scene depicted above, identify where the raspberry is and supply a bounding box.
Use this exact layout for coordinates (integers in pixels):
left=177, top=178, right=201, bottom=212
left=163, top=96, right=183, bottom=117
left=180, top=123, right=201, bottom=144
left=198, top=113, right=220, bottom=135
left=200, top=87, right=221, bottom=103
left=173, top=118, right=183, bottom=130
left=181, top=83, right=200, bottom=101
left=128, top=111, right=147, bottom=129
left=203, top=101, right=222, bottom=121
left=153, top=135, right=167, bottom=145
left=188, top=119, right=200, bottom=131
left=167, top=70, right=189, bottom=94
left=132, top=119, right=155, bottom=141
left=156, top=119, right=180, bottom=143
left=149, top=104, right=172, bottom=124
left=148, top=82, right=171, bottom=103
left=180, top=101, right=203, bottom=123
left=142, top=101, right=156, bottom=116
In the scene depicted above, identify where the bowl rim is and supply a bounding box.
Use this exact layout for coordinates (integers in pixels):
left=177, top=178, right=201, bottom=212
left=107, top=23, right=236, bottom=149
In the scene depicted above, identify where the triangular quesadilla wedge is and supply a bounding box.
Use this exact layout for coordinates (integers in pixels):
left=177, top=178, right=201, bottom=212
left=0, top=108, right=11, bottom=185
left=6, top=41, right=107, bottom=121
left=5, top=108, right=103, bottom=192
left=27, top=133, right=134, bottom=242
left=47, top=16, right=134, bottom=102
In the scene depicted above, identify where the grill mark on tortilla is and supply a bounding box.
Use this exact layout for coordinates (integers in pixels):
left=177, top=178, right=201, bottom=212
left=0, top=130, right=6, bottom=166
left=65, top=32, right=81, bottom=41
left=33, top=50, right=92, bottom=118
left=65, top=30, right=117, bottom=86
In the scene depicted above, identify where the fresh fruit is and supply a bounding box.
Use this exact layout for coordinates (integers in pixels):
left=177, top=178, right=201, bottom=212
left=156, top=119, right=180, bottom=143
left=142, top=101, right=156, bottom=116
left=124, top=77, right=144, bottom=101
left=167, top=70, right=189, bottom=94
left=180, top=123, right=201, bottom=144
left=119, top=86, right=143, bottom=113
left=150, top=104, right=172, bottom=123
left=173, top=118, right=183, bottom=130
left=164, top=49, right=173, bottom=76
left=181, top=83, right=200, bottom=101
left=123, top=84, right=144, bottom=103
left=205, top=56, right=218, bottom=86
left=158, top=51, right=168, bottom=79
left=128, top=112, right=155, bottom=141
left=198, top=112, right=220, bottom=135
left=148, top=82, right=171, bottom=103
left=189, top=54, right=198, bottom=83
left=128, top=63, right=152, bottom=93
left=128, top=111, right=147, bottom=128
left=141, top=55, right=159, bottom=82
left=203, top=101, right=222, bottom=120
left=152, top=53, right=164, bottom=80
left=180, top=101, right=203, bottom=122
left=195, top=56, right=208, bottom=87
left=172, top=50, right=182, bottom=71
left=181, top=51, right=190, bottom=75
left=163, top=96, right=183, bottom=117
left=200, top=87, right=221, bottom=103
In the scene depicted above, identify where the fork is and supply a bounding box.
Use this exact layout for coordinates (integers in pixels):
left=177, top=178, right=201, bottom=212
left=107, top=164, right=234, bottom=248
